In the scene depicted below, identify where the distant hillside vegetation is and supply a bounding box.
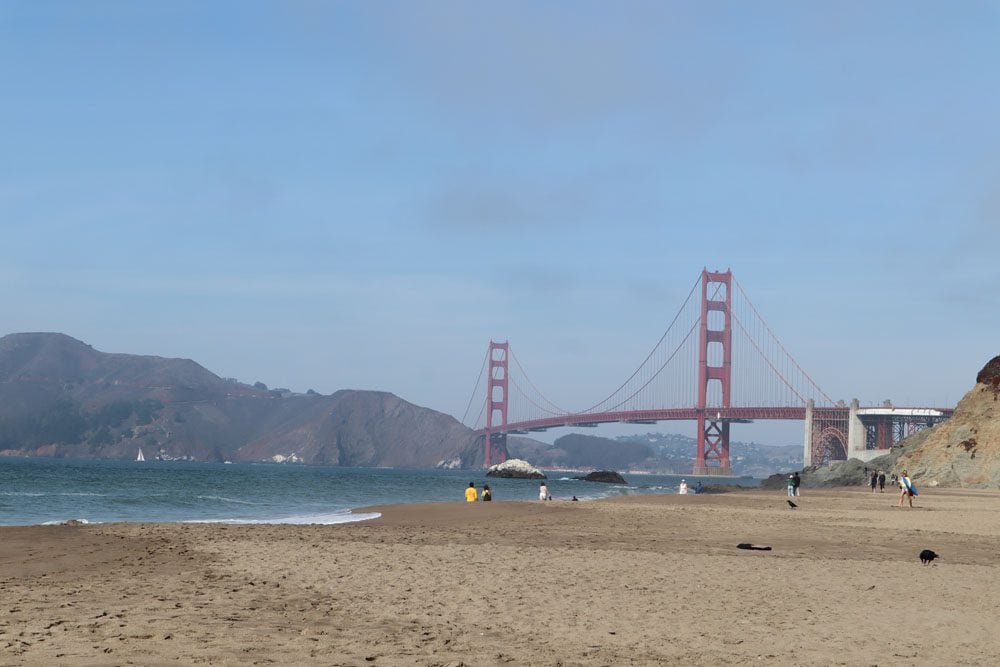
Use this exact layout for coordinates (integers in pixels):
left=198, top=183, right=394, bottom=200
left=0, top=333, right=480, bottom=467
left=508, top=430, right=802, bottom=475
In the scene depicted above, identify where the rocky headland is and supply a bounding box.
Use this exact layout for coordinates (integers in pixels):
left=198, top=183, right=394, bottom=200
left=765, top=354, right=1000, bottom=489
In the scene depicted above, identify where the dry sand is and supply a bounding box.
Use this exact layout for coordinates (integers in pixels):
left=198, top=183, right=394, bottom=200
left=2, top=487, right=1000, bottom=666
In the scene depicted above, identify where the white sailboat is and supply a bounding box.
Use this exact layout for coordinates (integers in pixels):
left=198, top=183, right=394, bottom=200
left=136, top=448, right=145, bottom=462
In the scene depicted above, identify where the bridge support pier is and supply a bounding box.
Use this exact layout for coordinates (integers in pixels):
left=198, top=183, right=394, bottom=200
left=847, top=398, right=865, bottom=459
left=693, top=416, right=731, bottom=476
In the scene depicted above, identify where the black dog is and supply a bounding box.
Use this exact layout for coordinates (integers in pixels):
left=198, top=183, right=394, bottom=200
left=919, top=549, right=939, bottom=565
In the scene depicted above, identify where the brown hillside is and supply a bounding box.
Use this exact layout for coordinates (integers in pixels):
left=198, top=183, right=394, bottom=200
left=896, top=355, right=1000, bottom=488
left=0, top=333, right=480, bottom=468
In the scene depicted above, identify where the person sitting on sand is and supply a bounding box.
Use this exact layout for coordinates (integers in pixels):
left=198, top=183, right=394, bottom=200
left=465, top=482, right=478, bottom=503
left=898, top=470, right=914, bottom=508
left=695, top=481, right=704, bottom=494
left=481, top=484, right=492, bottom=502
left=539, top=482, right=549, bottom=501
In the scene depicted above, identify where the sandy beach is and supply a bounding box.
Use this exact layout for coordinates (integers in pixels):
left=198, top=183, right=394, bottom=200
left=2, top=487, right=999, bottom=666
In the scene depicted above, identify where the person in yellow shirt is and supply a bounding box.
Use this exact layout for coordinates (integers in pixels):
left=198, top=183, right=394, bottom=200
left=465, top=482, right=478, bottom=502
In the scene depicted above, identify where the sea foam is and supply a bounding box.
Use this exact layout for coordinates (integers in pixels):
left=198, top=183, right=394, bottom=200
left=185, top=511, right=381, bottom=525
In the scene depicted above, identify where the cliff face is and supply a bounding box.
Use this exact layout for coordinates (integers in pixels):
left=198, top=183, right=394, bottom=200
left=894, top=355, right=1000, bottom=488
left=0, top=333, right=480, bottom=467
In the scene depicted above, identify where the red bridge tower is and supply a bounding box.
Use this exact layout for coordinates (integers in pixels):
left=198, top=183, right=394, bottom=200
left=693, top=269, right=733, bottom=475
left=484, top=340, right=510, bottom=467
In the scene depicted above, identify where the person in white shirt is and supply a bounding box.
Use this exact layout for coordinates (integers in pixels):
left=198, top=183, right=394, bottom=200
left=678, top=479, right=689, bottom=495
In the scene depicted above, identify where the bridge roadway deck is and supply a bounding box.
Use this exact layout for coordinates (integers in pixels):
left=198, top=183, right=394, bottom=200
left=480, top=407, right=849, bottom=435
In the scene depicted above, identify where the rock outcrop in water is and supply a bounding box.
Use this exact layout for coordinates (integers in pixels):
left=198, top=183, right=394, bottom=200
left=0, top=332, right=482, bottom=467
left=573, top=470, right=626, bottom=484
left=485, top=458, right=546, bottom=479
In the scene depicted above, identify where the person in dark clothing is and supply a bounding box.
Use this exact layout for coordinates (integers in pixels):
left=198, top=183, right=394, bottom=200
left=878, top=471, right=886, bottom=493
left=792, top=472, right=801, bottom=497
left=870, top=470, right=878, bottom=493
left=481, top=484, right=492, bottom=501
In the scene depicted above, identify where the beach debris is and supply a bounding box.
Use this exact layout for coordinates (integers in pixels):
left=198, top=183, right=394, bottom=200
left=919, top=549, right=940, bottom=565
left=787, top=500, right=798, bottom=509
left=736, top=543, right=772, bottom=551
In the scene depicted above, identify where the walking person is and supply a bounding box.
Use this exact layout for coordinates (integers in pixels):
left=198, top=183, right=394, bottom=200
left=898, top=470, right=915, bottom=508
left=878, top=471, right=886, bottom=493
left=465, top=481, right=478, bottom=503
left=792, top=472, right=801, bottom=496
left=787, top=475, right=796, bottom=498
left=539, top=481, right=549, bottom=501
left=870, top=470, right=878, bottom=494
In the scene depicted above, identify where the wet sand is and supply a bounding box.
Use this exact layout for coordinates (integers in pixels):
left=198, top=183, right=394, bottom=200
left=2, top=487, right=999, bottom=665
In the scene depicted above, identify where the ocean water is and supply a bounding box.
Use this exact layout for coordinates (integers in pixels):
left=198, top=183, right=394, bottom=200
left=0, top=457, right=759, bottom=527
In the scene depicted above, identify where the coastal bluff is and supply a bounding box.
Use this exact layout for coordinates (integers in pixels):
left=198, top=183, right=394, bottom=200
left=774, top=354, right=1000, bottom=489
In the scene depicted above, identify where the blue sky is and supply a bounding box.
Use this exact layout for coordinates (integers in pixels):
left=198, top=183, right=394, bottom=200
left=2, top=1, right=998, bottom=446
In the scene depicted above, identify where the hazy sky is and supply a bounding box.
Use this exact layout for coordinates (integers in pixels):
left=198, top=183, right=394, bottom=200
left=2, top=1, right=998, bottom=446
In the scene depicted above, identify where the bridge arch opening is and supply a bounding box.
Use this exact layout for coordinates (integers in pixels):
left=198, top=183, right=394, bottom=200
left=814, top=427, right=847, bottom=466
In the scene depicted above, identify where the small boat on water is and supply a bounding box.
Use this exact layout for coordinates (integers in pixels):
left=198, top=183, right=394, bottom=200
left=136, top=448, right=145, bottom=462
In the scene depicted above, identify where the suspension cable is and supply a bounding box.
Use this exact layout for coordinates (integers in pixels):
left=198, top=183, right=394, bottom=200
left=509, top=347, right=570, bottom=414
left=595, top=316, right=701, bottom=413
left=460, top=347, right=489, bottom=425
left=733, top=278, right=834, bottom=405
left=731, top=312, right=808, bottom=405
left=579, top=274, right=702, bottom=413
left=508, top=374, right=567, bottom=417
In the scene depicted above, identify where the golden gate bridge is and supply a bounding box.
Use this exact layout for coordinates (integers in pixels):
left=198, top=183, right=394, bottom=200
left=462, top=269, right=952, bottom=474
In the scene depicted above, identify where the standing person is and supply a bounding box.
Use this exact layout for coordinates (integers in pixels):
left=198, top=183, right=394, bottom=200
left=898, top=470, right=915, bottom=508
left=787, top=475, right=796, bottom=498
left=878, top=471, right=886, bottom=493
left=890, top=472, right=898, bottom=487
left=870, top=470, right=878, bottom=494
left=678, top=479, right=689, bottom=494
left=481, top=484, right=492, bottom=502
left=792, top=472, right=801, bottom=496
left=539, top=481, right=549, bottom=502
left=465, top=482, right=478, bottom=503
